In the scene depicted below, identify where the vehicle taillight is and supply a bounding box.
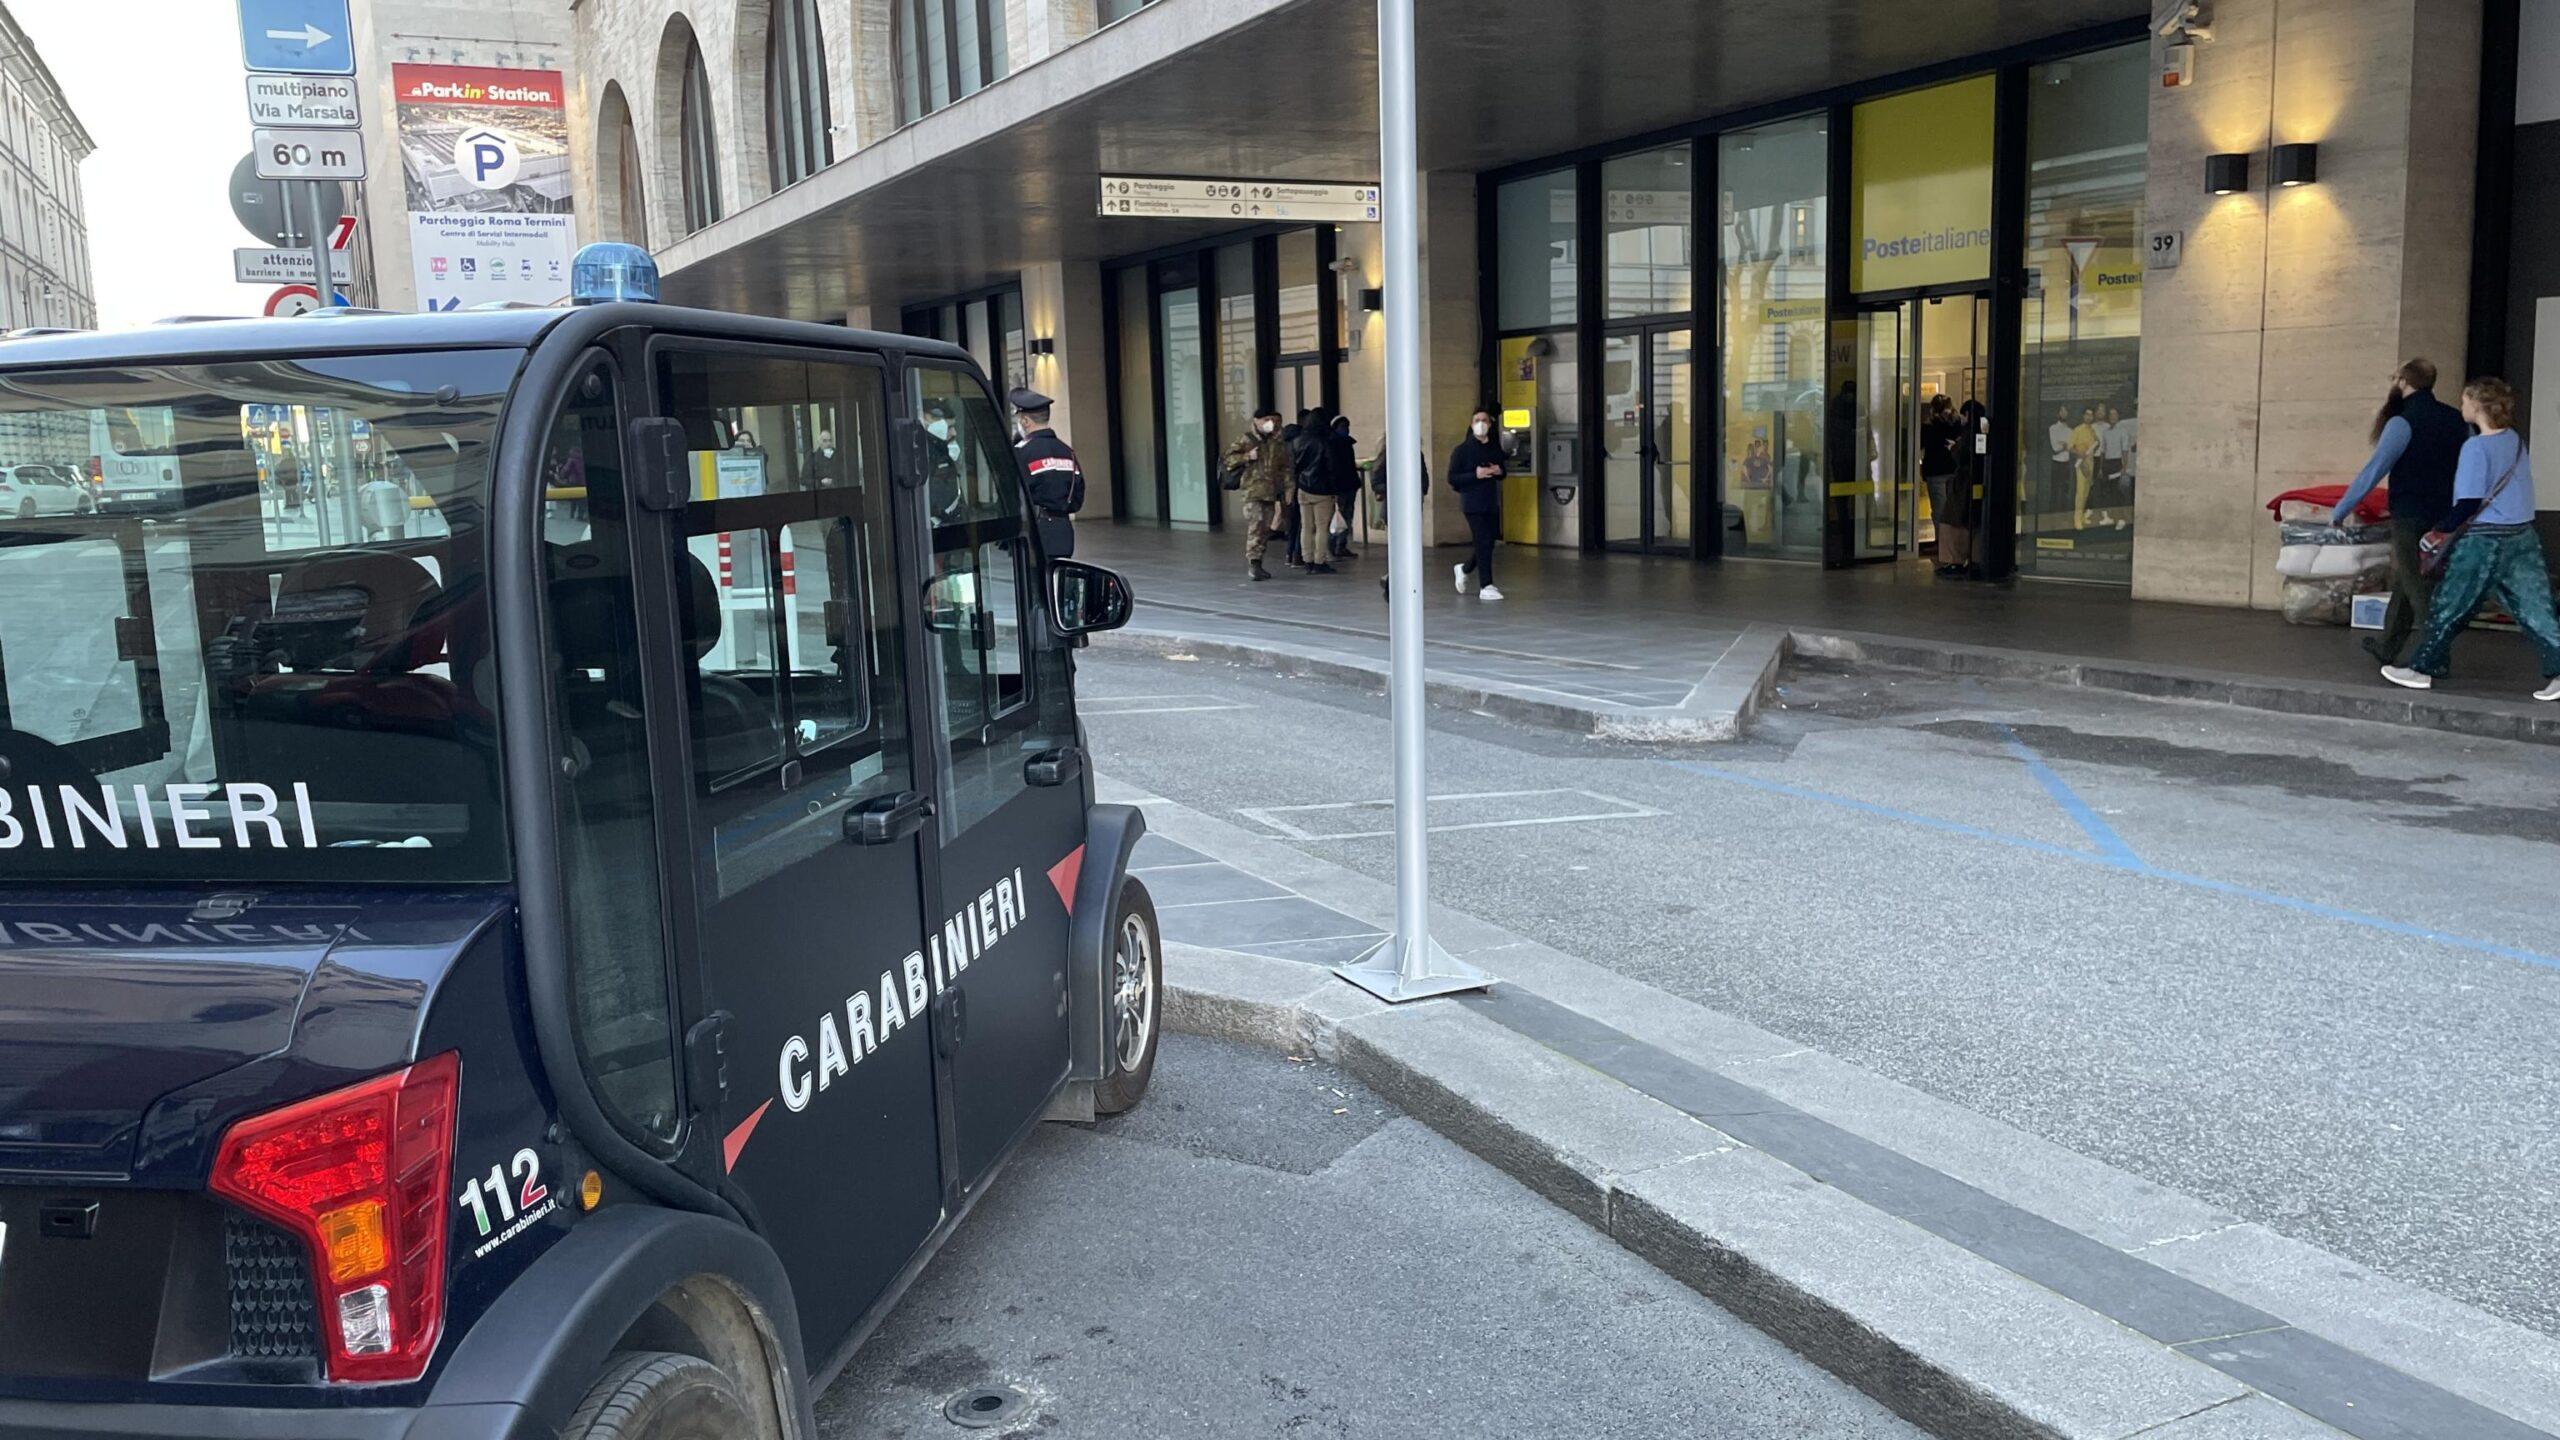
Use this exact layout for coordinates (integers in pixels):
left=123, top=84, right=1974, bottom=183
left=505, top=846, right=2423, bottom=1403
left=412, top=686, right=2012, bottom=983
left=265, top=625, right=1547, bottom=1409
left=210, top=1053, right=460, bottom=1384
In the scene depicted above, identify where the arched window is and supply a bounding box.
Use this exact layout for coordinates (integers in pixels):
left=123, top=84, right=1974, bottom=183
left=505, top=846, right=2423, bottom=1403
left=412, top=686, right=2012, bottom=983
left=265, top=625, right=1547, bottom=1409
left=765, top=0, right=832, bottom=189
left=599, top=84, right=648, bottom=247
left=679, top=35, right=723, bottom=233
left=893, top=0, right=1009, bottom=125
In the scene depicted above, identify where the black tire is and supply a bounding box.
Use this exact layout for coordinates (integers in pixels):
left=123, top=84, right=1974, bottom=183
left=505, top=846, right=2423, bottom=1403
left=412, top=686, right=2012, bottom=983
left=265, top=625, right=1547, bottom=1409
left=1094, top=876, right=1161, bottom=1115
left=564, top=1352, right=757, bottom=1440
left=14, top=500, right=30, bottom=519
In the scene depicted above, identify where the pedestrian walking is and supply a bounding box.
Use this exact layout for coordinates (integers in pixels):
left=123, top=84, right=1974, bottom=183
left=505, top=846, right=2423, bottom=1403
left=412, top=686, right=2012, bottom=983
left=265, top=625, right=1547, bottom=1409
left=1325, top=414, right=1362, bottom=559
left=1448, top=407, right=1507, bottom=601
left=2380, top=377, right=2560, bottom=701
left=1010, top=386, right=1085, bottom=558
left=2331, top=358, right=2466, bottom=666
left=1222, top=406, right=1292, bottom=580
left=1921, top=393, right=1970, bottom=576
left=1292, top=405, right=1342, bottom=574
left=1281, top=411, right=1312, bottom=567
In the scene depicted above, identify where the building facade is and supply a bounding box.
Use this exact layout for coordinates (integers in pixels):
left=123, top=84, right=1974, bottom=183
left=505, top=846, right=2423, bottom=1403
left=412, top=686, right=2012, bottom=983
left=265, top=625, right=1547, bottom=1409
left=0, top=2, right=93, bottom=331
left=568, top=0, right=2544, bottom=609
left=348, top=0, right=582, bottom=311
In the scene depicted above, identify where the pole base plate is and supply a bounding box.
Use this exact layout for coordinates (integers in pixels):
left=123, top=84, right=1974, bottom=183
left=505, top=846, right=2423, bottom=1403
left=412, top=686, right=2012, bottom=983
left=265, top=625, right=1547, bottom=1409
left=1335, top=935, right=1492, bottom=1004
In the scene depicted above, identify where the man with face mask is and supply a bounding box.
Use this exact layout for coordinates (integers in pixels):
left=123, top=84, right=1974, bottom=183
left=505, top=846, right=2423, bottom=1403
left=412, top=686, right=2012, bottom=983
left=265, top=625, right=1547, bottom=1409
left=1223, top=405, right=1292, bottom=580
left=922, top=399, right=964, bottom=519
left=1010, top=386, right=1085, bottom=558
left=1447, top=407, right=1508, bottom=600
left=809, top=428, right=842, bottom=488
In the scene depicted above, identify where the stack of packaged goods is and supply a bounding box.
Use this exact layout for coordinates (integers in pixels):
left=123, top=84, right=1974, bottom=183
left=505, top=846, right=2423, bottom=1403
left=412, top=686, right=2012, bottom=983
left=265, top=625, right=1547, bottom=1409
left=2268, top=486, right=2394, bottom=626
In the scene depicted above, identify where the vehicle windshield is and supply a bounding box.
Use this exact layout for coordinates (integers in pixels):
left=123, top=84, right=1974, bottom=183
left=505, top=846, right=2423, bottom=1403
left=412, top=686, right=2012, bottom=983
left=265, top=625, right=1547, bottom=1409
left=0, top=348, right=522, bottom=885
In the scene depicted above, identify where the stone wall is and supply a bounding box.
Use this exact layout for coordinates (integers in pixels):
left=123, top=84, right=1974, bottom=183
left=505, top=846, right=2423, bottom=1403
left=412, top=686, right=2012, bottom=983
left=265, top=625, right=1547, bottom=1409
left=2133, top=0, right=2483, bottom=608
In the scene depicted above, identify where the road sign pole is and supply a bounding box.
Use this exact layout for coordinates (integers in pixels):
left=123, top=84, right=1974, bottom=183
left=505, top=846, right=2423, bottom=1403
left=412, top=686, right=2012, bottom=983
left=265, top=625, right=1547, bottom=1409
left=301, top=180, right=334, bottom=307
left=1335, top=0, right=1488, bottom=1006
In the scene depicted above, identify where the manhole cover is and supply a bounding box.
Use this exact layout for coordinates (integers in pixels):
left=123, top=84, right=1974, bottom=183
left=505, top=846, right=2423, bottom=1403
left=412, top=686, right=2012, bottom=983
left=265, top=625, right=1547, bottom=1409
left=944, top=1385, right=1029, bottom=1430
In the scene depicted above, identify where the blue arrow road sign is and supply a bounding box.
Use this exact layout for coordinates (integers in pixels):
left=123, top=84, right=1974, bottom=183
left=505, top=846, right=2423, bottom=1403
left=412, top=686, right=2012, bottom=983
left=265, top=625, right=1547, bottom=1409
left=238, top=0, right=355, bottom=77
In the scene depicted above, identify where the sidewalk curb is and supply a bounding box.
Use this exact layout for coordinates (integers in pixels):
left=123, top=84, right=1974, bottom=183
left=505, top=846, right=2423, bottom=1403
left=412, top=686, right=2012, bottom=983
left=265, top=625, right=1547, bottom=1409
left=1786, top=627, right=2560, bottom=747
left=1103, top=625, right=1739, bottom=738
left=1160, top=942, right=2335, bottom=1440
left=1098, top=603, right=2557, bottom=747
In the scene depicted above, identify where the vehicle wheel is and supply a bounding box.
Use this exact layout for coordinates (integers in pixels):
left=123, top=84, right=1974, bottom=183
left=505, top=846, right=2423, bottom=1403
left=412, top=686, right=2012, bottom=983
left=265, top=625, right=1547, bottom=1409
left=13, top=500, right=30, bottom=519
left=564, top=1352, right=756, bottom=1440
left=1095, top=877, right=1161, bottom=1115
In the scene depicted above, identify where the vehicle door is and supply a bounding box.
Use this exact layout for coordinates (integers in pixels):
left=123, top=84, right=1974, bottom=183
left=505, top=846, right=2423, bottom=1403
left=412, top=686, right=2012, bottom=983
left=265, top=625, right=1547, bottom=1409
left=647, top=341, right=947, bottom=1357
left=906, top=362, right=1086, bottom=1186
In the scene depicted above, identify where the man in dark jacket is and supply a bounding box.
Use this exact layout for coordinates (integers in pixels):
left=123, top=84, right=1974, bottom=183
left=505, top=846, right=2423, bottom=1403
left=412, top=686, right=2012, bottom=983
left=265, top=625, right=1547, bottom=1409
left=1447, top=407, right=1508, bottom=600
left=2331, top=358, right=2467, bottom=665
left=1010, top=386, right=1084, bottom=558
left=1325, top=414, right=1362, bottom=559
left=1292, top=406, right=1342, bottom=574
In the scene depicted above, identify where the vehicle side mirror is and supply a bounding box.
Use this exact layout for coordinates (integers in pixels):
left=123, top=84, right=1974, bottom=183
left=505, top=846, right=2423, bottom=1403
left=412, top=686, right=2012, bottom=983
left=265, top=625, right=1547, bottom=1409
left=1050, top=560, right=1133, bottom=636
left=628, top=417, right=691, bottom=511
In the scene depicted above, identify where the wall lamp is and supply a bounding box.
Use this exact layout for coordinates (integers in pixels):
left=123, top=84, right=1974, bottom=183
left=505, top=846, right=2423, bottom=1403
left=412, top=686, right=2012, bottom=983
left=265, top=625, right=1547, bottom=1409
left=1359, top=286, right=1385, bottom=313
left=2205, top=152, right=2251, bottom=196
left=2273, top=142, right=2319, bottom=187
left=1027, top=337, right=1056, bottom=357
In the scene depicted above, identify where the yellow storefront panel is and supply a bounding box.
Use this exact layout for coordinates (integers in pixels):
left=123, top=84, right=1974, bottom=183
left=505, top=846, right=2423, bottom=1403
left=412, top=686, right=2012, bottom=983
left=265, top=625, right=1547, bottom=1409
left=1850, top=76, right=1995, bottom=293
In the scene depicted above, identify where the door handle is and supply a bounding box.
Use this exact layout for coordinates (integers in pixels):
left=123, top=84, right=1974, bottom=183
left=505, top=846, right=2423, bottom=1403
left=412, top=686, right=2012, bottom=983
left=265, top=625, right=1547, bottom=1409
left=846, top=789, right=935, bottom=845
left=1025, top=745, right=1085, bottom=788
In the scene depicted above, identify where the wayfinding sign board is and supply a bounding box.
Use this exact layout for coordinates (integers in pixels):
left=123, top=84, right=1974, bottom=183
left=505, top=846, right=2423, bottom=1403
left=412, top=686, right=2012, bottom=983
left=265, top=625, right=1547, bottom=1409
left=246, top=73, right=360, bottom=127
left=237, top=0, right=355, bottom=76
left=1098, top=176, right=1381, bottom=224
left=253, top=126, right=367, bottom=181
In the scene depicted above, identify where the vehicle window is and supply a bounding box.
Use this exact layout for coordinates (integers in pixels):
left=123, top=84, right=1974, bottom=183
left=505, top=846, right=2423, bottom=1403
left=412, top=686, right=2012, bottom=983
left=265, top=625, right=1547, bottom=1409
left=538, top=359, right=680, bottom=1143
left=0, top=349, right=518, bottom=885
left=909, top=365, right=1072, bottom=839
left=658, top=346, right=907, bottom=899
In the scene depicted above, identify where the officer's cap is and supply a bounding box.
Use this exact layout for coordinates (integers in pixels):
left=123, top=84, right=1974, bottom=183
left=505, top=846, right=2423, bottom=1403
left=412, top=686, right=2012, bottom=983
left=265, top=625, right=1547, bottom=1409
left=1007, top=386, right=1055, bottom=413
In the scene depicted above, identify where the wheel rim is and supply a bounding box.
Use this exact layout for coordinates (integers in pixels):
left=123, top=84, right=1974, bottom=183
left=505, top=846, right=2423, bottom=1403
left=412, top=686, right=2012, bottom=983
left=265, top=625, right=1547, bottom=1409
left=1111, top=911, right=1156, bottom=1074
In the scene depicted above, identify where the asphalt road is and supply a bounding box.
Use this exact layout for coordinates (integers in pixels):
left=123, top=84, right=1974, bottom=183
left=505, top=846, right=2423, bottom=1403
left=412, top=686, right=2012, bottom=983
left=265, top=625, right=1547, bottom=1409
left=1074, top=643, right=2560, bottom=1340
left=822, top=1035, right=1917, bottom=1438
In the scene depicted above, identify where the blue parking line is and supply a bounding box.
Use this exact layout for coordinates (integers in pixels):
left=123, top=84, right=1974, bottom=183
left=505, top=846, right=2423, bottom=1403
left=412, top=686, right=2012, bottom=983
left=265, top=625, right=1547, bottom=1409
left=1656, top=759, right=2560, bottom=975
left=1990, top=721, right=2144, bottom=866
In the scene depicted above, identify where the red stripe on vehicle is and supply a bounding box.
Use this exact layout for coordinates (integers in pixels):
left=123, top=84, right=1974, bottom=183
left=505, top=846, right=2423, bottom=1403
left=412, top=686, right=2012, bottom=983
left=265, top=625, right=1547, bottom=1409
left=1048, top=845, right=1086, bottom=915
left=723, top=1098, right=774, bottom=1173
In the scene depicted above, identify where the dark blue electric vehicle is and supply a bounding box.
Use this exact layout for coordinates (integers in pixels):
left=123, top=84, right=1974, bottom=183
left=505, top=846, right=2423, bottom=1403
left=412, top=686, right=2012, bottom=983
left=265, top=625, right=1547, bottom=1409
left=0, top=269, right=1158, bottom=1437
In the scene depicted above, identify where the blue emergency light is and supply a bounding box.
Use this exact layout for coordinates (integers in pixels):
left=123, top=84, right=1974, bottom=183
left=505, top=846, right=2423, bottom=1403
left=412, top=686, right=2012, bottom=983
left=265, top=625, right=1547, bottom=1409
left=571, top=243, right=659, bottom=305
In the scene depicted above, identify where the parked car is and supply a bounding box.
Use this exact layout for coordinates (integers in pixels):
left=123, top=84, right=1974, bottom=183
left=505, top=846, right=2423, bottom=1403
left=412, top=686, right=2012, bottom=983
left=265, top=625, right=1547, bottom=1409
left=0, top=461, right=94, bottom=516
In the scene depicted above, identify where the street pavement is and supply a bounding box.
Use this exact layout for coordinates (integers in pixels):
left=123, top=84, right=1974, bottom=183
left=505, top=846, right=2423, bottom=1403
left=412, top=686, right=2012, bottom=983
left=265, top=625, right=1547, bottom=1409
left=821, top=1034, right=1919, bottom=1439
left=1072, top=643, right=2560, bottom=1342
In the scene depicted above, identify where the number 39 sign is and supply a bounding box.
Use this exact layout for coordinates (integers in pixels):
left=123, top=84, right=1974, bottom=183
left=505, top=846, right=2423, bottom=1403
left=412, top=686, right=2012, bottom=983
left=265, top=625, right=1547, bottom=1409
left=2145, top=231, right=2183, bottom=271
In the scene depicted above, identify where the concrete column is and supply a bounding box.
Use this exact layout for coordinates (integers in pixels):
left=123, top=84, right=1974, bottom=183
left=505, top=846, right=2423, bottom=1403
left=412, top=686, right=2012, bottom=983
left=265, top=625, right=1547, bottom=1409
left=1016, top=0, right=1099, bottom=67
left=1338, top=172, right=1479, bottom=546
left=1022, top=259, right=1117, bottom=520
left=2134, top=0, right=2482, bottom=608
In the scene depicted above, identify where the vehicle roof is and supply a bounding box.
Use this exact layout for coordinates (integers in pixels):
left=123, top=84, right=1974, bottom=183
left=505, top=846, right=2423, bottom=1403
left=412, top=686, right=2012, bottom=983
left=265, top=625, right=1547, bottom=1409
left=0, top=304, right=971, bottom=371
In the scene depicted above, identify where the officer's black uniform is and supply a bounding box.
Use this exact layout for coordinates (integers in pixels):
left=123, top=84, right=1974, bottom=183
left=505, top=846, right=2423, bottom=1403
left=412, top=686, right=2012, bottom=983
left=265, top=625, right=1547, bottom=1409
left=1009, top=386, right=1084, bottom=558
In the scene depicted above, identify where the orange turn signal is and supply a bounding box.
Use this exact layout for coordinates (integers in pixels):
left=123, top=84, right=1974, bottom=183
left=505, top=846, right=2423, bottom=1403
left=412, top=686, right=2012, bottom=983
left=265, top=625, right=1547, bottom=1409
left=316, top=1200, right=389, bottom=1284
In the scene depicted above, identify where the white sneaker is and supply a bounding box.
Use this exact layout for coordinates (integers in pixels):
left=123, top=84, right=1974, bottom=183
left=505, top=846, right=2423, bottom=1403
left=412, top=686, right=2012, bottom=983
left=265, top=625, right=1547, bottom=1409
left=1478, top=585, right=1505, bottom=601
left=2536, top=678, right=2560, bottom=702
left=1453, top=562, right=1472, bottom=595
left=2380, top=665, right=2433, bottom=691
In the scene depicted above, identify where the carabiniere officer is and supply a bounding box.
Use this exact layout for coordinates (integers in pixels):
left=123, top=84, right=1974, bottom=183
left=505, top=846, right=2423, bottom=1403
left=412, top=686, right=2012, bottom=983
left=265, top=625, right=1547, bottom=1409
left=1009, top=386, right=1084, bottom=558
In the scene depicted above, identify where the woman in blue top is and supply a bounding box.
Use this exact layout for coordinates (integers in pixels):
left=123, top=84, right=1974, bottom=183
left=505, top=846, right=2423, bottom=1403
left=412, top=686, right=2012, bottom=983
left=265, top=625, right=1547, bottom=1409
left=2380, top=377, right=2560, bottom=700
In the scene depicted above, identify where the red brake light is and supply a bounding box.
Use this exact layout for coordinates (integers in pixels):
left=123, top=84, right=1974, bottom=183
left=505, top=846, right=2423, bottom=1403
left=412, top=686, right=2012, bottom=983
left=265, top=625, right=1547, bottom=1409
left=210, top=1053, right=460, bottom=1384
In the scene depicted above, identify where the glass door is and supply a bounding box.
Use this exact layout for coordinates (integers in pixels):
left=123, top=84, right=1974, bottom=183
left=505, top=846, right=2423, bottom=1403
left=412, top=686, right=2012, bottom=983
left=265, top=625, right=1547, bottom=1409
left=1848, top=304, right=1908, bottom=561
left=1600, top=325, right=1693, bottom=553
left=1909, top=295, right=1992, bottom=559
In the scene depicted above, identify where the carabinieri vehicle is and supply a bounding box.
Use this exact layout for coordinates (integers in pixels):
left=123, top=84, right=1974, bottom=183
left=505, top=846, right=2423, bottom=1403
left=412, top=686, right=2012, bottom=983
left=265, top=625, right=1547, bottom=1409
left=0, top=246, right=1159, bottom=1438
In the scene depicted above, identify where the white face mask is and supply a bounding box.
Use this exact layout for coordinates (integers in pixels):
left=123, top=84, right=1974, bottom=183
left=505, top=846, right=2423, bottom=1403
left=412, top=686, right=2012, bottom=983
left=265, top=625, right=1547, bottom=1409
left=1473, top=421, right=1492, bottom=440
left=1259, top=419, right=1278, bottom=435
left=927, top=420, right=950, bottom=441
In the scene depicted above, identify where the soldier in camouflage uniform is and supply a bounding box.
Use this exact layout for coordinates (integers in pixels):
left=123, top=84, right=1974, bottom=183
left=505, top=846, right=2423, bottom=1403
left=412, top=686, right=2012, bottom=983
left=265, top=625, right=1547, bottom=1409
left=1223, top=405, right=1293, bottom=581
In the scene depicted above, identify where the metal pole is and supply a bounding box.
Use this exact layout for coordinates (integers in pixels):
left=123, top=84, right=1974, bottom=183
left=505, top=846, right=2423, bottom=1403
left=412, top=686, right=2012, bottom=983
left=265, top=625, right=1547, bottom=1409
left=1335, top=0, right=1488, bottom=1005
left=303, top=181, right=335, bottom=309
